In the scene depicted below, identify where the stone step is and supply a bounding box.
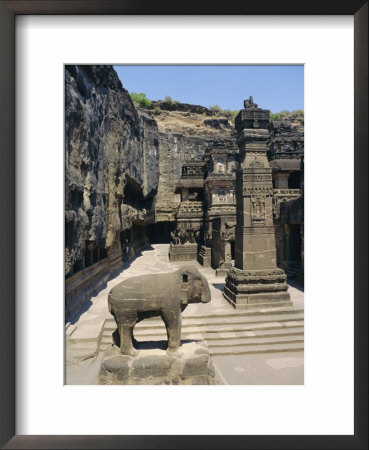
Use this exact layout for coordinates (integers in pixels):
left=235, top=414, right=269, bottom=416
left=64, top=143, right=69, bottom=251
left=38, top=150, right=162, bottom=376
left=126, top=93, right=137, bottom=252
left=207, top=335, right=304, bottom=348
left=103, top=312, right=304, bottom=332
left=103, top=307, right=304, bottom=324
left=103, top=320, right=303, bottom=338
left=210, top=342, right=304, bottom=356
left=100, top=324, right=304, bottom=346
left=101, top=325, right=303, bottom=341
left=99, top=340, right=305, bottom=356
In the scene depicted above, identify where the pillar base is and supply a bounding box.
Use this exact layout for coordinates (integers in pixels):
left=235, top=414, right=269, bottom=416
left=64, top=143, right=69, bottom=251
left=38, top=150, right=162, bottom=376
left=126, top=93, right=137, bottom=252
left=198, top=246, right=212, bottom=267
left=216, top=261, right=233, bottom=276
left=223, top=267, right=292, bottom=310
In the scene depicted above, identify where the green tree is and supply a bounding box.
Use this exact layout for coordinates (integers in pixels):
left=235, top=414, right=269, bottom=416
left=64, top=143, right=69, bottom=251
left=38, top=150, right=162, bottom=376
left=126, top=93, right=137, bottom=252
left=153, top=106, right=161, bottom=115
left=130, top=92, right=152, bottom=109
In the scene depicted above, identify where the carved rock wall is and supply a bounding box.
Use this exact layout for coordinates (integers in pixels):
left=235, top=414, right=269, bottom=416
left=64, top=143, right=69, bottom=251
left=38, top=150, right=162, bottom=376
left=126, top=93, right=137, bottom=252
left=154, top=133, right=209, bottom=221
left=65, top=65, right=159, bottom=276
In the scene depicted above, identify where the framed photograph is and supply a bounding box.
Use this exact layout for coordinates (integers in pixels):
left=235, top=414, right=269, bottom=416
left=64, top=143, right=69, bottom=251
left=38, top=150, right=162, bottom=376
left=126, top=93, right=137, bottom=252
left=0, top=1, right=367, bottom=448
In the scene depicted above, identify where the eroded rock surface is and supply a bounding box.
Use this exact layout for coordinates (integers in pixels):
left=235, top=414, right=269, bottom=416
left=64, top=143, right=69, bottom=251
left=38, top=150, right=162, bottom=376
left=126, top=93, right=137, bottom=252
left=100, top=341, right=216, bottom=385
left=65, top=65, right=159, bottom=276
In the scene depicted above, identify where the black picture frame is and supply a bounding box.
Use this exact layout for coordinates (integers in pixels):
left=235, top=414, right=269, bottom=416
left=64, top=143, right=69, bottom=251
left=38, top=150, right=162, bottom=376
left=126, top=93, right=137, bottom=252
left=0, top=1, right=367, bottom=449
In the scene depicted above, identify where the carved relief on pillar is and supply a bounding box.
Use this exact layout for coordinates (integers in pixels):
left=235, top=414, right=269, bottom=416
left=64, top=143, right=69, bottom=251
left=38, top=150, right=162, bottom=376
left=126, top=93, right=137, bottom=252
left=249, top=157, right=265, bottom=168
left=224, top=97, right=292, bottom=309
left=224, top=241, right=232, bottom=262
left=251, top=195, right=266, bottom=225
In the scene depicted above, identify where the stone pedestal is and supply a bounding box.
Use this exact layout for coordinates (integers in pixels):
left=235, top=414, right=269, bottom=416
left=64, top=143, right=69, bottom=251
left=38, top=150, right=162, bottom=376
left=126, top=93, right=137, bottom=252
left=99, top=341, right=216, bottom=385
left=216, top=261, right=233, bottom=276
left=169, top=243, right=197, bottom=262
left=198, top=245, right=212, bottom=267
left=224, top=97, right=291, bottom=310
left=223, top=267, right=290, bottom=309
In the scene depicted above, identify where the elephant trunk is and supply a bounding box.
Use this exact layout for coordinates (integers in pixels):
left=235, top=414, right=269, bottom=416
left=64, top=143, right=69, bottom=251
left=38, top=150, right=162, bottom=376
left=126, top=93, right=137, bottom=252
left=201, top=275, right=211, bottom=303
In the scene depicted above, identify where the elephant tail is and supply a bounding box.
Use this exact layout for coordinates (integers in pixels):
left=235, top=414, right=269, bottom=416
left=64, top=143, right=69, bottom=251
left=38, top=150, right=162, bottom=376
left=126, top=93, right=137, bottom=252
left=107, top=293, right=112, bottom=314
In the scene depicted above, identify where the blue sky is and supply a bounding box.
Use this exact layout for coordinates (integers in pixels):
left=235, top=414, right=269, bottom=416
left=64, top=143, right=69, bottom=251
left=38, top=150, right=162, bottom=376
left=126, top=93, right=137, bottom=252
left=113, top=65, right=304, bottom=113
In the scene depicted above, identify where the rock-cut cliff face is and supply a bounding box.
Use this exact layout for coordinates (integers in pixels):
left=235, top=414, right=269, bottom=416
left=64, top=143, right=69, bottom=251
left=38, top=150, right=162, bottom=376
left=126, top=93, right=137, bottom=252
left=65, top=65, right=159, bottom=276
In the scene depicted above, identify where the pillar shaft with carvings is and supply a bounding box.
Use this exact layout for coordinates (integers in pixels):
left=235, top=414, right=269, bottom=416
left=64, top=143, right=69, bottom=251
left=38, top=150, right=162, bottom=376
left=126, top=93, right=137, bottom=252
left=223, top=97, right=292, bottom=309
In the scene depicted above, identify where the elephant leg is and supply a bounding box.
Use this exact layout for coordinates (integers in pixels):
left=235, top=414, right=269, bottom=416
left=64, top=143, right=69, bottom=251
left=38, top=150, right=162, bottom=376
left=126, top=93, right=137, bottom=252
left=118, top=322, right=136, bottom=356
left=162, top=309, right=182, bottom=354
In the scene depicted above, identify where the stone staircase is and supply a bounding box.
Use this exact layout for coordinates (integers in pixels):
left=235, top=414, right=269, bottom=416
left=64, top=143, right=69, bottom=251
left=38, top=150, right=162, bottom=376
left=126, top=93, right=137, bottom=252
left=99, top=308, right=304, bottom=356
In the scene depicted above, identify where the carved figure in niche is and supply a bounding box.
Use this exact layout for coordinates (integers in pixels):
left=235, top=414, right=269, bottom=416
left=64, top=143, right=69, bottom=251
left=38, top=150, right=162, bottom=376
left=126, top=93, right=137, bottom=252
left=228, top=161, right=236, bottom=174
left=186, top=229, right=200, bottom=244
left=179, top=229, right=187, bottom=245
left=170, top=230, right=180, bottom=245
left=108, top=266, right=211, bottom=355
left=217, top=163, right=225, bottom=174
left=251, top=195, right=266, bottom=223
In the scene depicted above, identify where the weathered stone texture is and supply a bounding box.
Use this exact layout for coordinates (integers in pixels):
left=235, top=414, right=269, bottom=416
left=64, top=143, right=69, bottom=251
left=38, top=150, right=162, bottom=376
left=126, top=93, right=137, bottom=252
left=65, top=65, right=159, bottom=276
left=108, top=266, right=211, bottom=355
left=155, top=133, right=209, bottom=221
left=99, top=342, right=216, bottom=385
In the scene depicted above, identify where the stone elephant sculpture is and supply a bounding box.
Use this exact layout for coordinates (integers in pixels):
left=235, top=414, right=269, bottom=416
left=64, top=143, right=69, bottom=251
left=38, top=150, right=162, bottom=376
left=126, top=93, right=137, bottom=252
left=108, top=266, right=211, bottom=355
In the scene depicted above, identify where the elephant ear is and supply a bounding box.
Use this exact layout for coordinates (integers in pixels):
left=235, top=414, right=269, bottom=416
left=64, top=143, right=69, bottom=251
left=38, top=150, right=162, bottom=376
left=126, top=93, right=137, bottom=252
left=180, top=271, right=190, bottom=305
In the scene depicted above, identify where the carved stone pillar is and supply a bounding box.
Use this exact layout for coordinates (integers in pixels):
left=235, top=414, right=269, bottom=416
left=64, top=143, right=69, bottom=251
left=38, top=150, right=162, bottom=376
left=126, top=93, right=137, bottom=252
left=224, top=241, right=232, bottom=263
left=223, top=97, right=292, bottom=309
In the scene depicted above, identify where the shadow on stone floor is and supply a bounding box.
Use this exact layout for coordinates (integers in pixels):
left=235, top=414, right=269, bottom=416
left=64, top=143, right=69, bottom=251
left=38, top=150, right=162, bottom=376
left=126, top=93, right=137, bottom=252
left=212, top=283, right=225, bottom=291
left=134, top=339, right=199, bottom=351
left=66, top=244, right=155, bottom=324
left=287, top=279, right=304, bottom=292
left=67, top=299, right=93, bottom=325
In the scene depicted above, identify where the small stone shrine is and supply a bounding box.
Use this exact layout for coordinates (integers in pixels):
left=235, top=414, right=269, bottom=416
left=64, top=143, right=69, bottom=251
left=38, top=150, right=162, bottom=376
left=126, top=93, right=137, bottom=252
left=223, top=97, right=292, bottom=309
left=169, top=162, right=204, bottom=261
left=199, top=140, right=238, bottom=271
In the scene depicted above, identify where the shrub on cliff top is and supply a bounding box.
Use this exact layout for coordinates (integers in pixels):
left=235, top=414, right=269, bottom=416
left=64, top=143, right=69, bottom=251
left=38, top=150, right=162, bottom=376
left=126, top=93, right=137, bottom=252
left=130, top=92, right=152, bottom=109
left=164, top=96, right=174, bottom=104
left=209, top=105, right=222, bottom=116
left=270, top=112, right=281, bottom=121
left=153, top=106, right=162, bottom=115
left=292, top=109, right=304, bottom=118
left=223, top=109, right=239, bottom=122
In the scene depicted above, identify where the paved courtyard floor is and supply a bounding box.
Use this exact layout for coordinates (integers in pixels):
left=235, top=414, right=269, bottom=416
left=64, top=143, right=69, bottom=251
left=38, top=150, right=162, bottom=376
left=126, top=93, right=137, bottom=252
left=66, top=244, right=304, bottom=385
